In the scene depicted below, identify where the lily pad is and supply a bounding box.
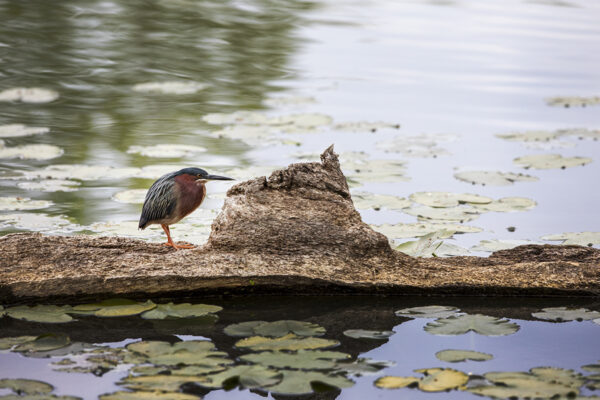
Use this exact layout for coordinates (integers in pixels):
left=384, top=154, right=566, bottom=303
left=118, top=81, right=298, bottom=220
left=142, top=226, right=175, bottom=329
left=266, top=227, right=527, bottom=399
left=264, top=96, right=316, bottom=107
left=240, top=350, right=350, bottom=370
left=17, top=179, right=80, bottom=193
left=343, top=159, right=409, bottom=183
left=0, top=87, right=59, bottom=103
left=514, top=154, right=592, bottom=169
left=266, top=370, right=354, bottom=395
left=0, top=124, right=49, bottom=138
left=133, top=81, right=207, bottom=94
left=395, top=305, right=460, bottom=319
left=119, top=374, right=209, bottom=392
left=140, top=303, right=222, bottom=320
left=126, top=144, right=207, bottom=158
left=268, top=113, right=332, bottom=128
left=72, top=299, right=156, bottom=317
left=19, top=164, right=141, bottom=181
left=454, top=170, right=538, bottom=186
left=224, top=321, right=268, bottom=337
left=414, top=368, right=469, bottom=391
left=0, top=336, right=37, bottom=350
left=377, top=134, right=455, bottom=158
left=195, top=365, right=282, bottom=389
left=469, top=367, right=584, bottom=398
left=0, top=143, right=63, bottom=161
left=14, top=333, right=71, bottom=353
left=375, top=376, right=420, bottom=389
left=334, top=121, right=400, bottom=132
left=336, top=358, right=395, bottom=376
left=126, top=340, right=231, bottom=366
left=531, top=307, right=600, bottom=322
left=0, top=213, right=76, bottom=234
left=351, top=191, right=411, bottom=211
left=471, top=239, right=538, bottom=252
left=0, top=395, right=82, bottom=400
left=343, top=330, right=394, bottom=340
left=0, top=379, right=53, bottom=395
left=112, top=189, right=147, bottom=204
left=5, top=305, right=73, bottom=323
left=235, top=333, right=339, bottom=351
left=557, top=128, right=600, bottom=140
left=424, top=314, right=519, bottom=336
left=396, top=232, right=470, bottom=257
left=496, top=130, right=559, bottom=142
left=582, top=364, right=600, bottom=373
left=404, top=205, right=479, bottom=222
left=253, top=320, right=326, bottom=337
left=546, top=96, right=600, bottom=107
left=100, top=391, right=199, bottom=400
left=0, top=197, right=52, bottom=211
left=371, top=222, right=482, bottom=240
left=409, top=192, right=492, bottom=208
left=202, top=111, right=270, bottom=125
left=541, top=232, right=600, bottom=246
left=435, top=349, right=493, bottom=363
left=472, top=197, right=536, bottom=212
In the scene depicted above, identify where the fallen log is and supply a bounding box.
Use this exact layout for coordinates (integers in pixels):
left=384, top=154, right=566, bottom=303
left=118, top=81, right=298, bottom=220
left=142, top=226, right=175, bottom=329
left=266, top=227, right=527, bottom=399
left=1, top=146, right=599, bottom=303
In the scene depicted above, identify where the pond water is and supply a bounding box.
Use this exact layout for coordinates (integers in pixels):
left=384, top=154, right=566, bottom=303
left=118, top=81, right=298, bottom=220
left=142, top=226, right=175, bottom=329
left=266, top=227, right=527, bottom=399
left=0, top=0, right=599, bottom=253
left=0, top=297, right=599, bottom=400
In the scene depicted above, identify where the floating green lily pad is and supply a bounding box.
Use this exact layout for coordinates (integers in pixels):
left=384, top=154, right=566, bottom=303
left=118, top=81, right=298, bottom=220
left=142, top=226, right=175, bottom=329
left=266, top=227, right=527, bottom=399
left=472, top=197, right=537, bottom=212
left=17, top=179, right=80, bottom=193
left=19, top=164, right=142, bottom=182
left=374, top=376, right=419, bottom=389
left=5, top=305, right=73, bottom=323
left=195, top=364, right=282, bottom=389
left=100, top=391, right=199, bottom=400
left=396, top=232, right=470, bottom=257
left=557, top=128, right=600, bottom=140
left=73, top=299, right=156, bottom=317
left=126, top=340, right=230, bottom=366
left=496, top=130, right=559, bottom=142
left=377, top=134, right=455, bottom=158
left=541, top=232, right=600, bottom=246
left=531, top=307, right=600, bottom=322
left=14, top=333, right=71, bottom=353
left=0, top=124, right=49, bottom=138
left=235, top=333, right=339, bottom=351
left=351, top=191, right=411, bottom=211
left=203, top=111, right=270, bottom=125
left=582, top=364, right=600, bottom=373
left=546, top=96, right=600, bottom=107
left=241, top=350, right=347, bottom=370
left=435, top=349, right=493, bottom=363
left=371, top=222, right=482, bottom=240
left=415, top=368, right=469, bottom=391
left=224, top=321, right=268, bottom=337
left=119, top=374, right=209, bottom=392
left=0, top=197, right=52, bottom=211
left=514, top=154, right=592, bottom=169
left=0, top=378, right=53, bottom=395
left=395, top=305, right=460, bottom=319
left=127, top=144, right=207, bottom=158
left=469, top=367, right=584, bottom=398
left=334, top=121, right=400, bottom=132
left=344, top=159, right=409, bottom=183
left=112, top=189, right=147, bottom=204
left=424, top=314, right=519, bottom=336
left=336, top=358, right=395, bottom=376
left=0, top=213, right=77, bottom=233
left=404, top=206, right=480, bottom=222
left=0, top=143, right=63, bottom=161
left=0, top=395, right=82, bottom=400
left=264, top=96, right=316, bottom=107
left=0, top=87, right=59, bottom=103
left=267, top=370, right=354, bottom=395
left=409, top=192, right=492, bottom=208
left=454, top=170, right=538, bottom=186
left=0, top=336, right=37, bottom=350
left=133, top=81, right=207, bottom=94
left=140, top=303, right=222, bottom=320
left=471, top=239, right=538, bottom=252
left=343, top=330, right=395, bottom=340
left=253, top=320, right=326, bottom=338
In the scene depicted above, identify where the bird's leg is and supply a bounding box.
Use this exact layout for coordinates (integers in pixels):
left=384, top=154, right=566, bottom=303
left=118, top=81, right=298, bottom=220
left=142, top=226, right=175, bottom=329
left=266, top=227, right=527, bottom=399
left=161, top=224, right=194, bottom=250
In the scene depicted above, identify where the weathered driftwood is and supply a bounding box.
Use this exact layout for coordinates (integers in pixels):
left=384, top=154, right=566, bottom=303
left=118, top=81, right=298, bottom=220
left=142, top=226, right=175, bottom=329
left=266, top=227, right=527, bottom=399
left=0, top=146, right=599, bottom=303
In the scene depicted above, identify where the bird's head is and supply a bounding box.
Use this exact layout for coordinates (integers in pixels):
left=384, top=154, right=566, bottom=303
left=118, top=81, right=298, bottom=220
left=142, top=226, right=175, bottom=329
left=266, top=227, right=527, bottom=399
left=175, top=167, right=234, bottom=183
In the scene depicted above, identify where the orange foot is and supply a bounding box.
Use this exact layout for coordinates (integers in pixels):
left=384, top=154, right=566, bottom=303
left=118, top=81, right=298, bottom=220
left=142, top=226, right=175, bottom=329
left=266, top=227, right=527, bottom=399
left=163, top=242, right=195, bottom=250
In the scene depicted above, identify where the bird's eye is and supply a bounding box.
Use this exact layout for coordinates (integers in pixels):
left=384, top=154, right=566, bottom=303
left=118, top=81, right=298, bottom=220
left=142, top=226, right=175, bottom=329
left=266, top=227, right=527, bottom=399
left=197, top=174, right=202, bottom=178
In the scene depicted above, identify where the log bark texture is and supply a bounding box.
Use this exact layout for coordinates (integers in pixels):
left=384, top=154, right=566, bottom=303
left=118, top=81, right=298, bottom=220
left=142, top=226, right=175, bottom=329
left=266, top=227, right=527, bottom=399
left=0, top=146, right=599, bottom=303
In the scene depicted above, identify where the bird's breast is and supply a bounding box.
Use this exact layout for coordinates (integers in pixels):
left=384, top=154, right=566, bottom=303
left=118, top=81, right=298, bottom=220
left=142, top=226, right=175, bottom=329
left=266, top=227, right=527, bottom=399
left=174, top=176, right=206, bottom=220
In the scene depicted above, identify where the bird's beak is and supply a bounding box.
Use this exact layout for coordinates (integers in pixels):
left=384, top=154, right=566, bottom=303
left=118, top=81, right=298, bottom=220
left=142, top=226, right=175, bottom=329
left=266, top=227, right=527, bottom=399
left=203, top=174, right=234, bottom=181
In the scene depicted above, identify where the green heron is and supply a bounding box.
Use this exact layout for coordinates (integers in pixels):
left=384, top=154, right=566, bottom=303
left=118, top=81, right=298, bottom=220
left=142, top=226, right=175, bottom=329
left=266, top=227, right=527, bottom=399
left=138, top=167, right=233, bottom=249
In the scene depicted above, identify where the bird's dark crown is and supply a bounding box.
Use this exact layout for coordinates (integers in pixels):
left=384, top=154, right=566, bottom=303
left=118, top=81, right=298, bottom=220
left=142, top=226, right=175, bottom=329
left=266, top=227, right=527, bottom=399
left=174, top=167, right=209, bottom=177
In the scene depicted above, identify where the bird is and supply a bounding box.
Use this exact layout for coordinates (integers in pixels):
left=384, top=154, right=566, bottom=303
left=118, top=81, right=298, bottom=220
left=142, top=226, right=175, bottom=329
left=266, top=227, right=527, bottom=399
left=138, top=167, right=233, bottom=250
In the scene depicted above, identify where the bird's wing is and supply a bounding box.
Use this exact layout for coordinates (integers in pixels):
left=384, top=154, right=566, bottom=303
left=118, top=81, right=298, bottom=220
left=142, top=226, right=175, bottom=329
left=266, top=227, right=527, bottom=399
left=139, top=177, right=177, bottom=229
